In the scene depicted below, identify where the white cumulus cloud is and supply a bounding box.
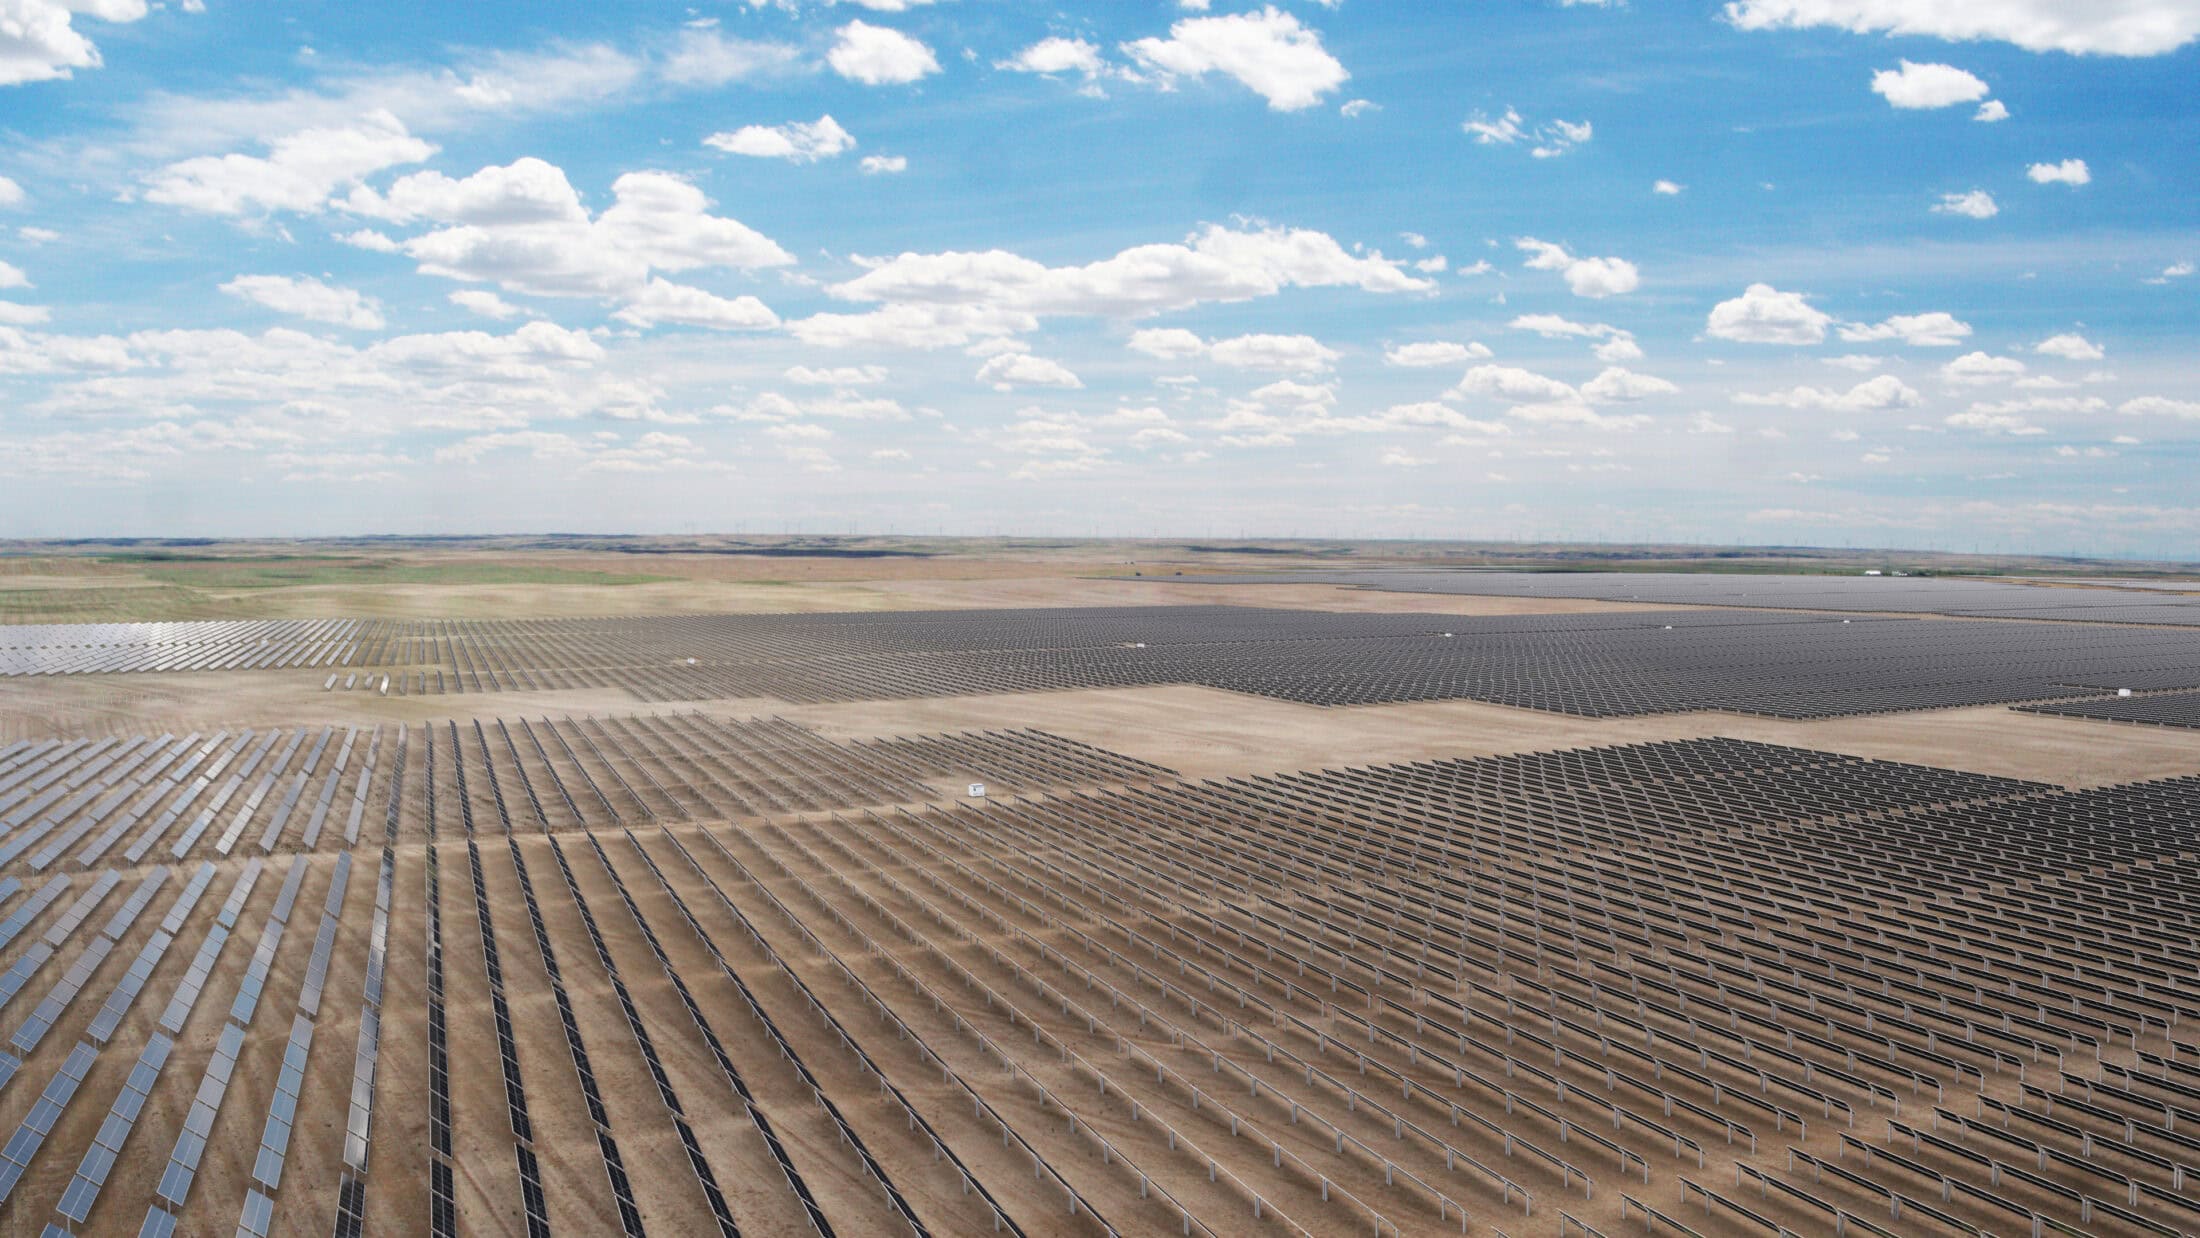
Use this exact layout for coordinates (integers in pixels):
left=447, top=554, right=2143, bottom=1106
left=1581, top=367, right=1679, bottom=401
left=219, top=274, right=386, bottom=330
left=827, top=20, right=940, bottom=85
left=1516, top=237, right=1638, bottom=298
left=449, top=289, right=522, bottom=320
left=976, top=352, right=1083, bottom=389
left=1933, top=189, right=1998, bottom=219
left=1706, top=284, right=1832, bottom=344
left=1723, top=0, right=2200, bottom=56
left=2028, top=158, right=2090, bottom=185
left=2036, top=332, right=2105, bottom=361
left=0, top=0, right=161, bottom=87
left=1736, top=374, right=1923, bottom=412
left=1383, top=340, right=1491, bottom=367
left=1127, top=327, right=1208, bottom=360
left=145, top=110, right=436, bottom=217
left=809, top=221, right=1430, bottom=350
left=1203, top=332, right=1339, bottom=372
left=612, top=278, right=779, bottom=330
left=1838, top=311, right=1973, bottom=346
left=1123, top=6, right=1349, bottom=111
left=1941, top=351, right=2028, bottom=384
left=1870, top=60, right=1989, bottom=108
left=997, top=37, right=1104, bottom=76
left=2121, top=396, right=2200, bottom=420
left=703, top=114, right=856, bottom=162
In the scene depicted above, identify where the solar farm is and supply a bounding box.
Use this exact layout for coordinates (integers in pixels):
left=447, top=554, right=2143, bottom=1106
left=0, top=553, right=2197, bottom=1237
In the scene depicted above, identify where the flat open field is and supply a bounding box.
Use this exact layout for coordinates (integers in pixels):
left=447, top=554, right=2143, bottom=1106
left=0, top=541, right=2195, bottom=1238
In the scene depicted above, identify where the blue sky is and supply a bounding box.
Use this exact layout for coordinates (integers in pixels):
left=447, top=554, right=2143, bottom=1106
left=1, top=1, right=2195, bottom=554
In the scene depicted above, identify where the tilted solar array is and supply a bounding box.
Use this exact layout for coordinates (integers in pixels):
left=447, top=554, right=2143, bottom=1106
left=476, top=735, right=2189, bottom=1238
left=18, top=602, right=2200, bottom=720
left=0, top=724, right=2189, bottom=1234
left=2018, top=687, right=2200, bottom=730
left=1177, top=567, right=2200, bottom=624
left=289, top=604, right=2200, bottom=718
left=0, top=618, right=373, bottom=676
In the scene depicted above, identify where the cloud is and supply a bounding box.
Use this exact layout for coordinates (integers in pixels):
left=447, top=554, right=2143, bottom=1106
left=820, top=221, right=1430, bottom=343
left=1340, top=98, right=1377, bottom=117
left=787, top=302, right=1036, bottom=350
left=1378, top=447, right=1429, bottom=468
left=1127, top=327, right=1209, bottom=360
left=997, top=36, right=1104, bottom=76
left=975, top=352, right=1083, bottom=390
left=1462, top=108, right=1524, bottom=144
left=1455, top=363, right=1579, bottom=405
left=1653, top=180, right=1684, bottom=195
left=1722, top=0, right=2200, bottom=56
left=1515, top=238, right=1638, bottom=298
left=1706, top=283, right=1831, bottom=344
left=1581, top=367, right=1678, bottom=401
left=1940, top=351, right=2028, bottom=384
left=0, top=176, right=21, bottom=207
left=3, top=319, right=679, bottom=434
left=0, top=259, right=28, bottom=290
left=435, top=429, right=590, bottom=464
left=2120, top=396, right=2200, bottom=420
left=0, top=0, right=160, bottom=87
left=1945, top=410, right=2046, bottom=435
left=611, top=278, right=779, bottom=330
left=2028, top=158, right=2090, bottom=185
left=1383, top=340, right=1491, bottom=367
left=1140, top=328, right=1339, bottom=373
left=1508, top=313, right=1642, bottom=362
left=144, top=110, right=436, bottom=216
left=345, top=156, right=583, bottom=226
left=219, top=274, right=386, bottom=330
left=725, top=388, right=909, bottom=423
left=1822, top=354, right=1885, bottom=371
left=1736, top=374, right=1923, bottom=412
left=1208, top=333, right=1338, bottom=372
left=1123, top=6, right=1349, bottom=111
left=827, top=20, right=940, bottom=85
left=368, top=162, right=792, bottom=313
left=785, top=364, right=886, bottom=385
left=1464, top=108, right=1594, bottom=157
left=1975, top=99, right=2010, bottom=121
left=1870, top=60, right=1989, bottom=108
left=859, top=154, right=908, bottom=174
left=2035, top=332, right=2104, bottom=361
left=0, top=302, right=51, bottom=325
left=1837, top=311, right=1972, bottom=346
left=1933, top=189, right=1998, bottom=219
left=660, top=29, right=804, bottom=86
left=449, top=289, right=521, bottom=319
left=703, top=115, right=856, bottom=162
